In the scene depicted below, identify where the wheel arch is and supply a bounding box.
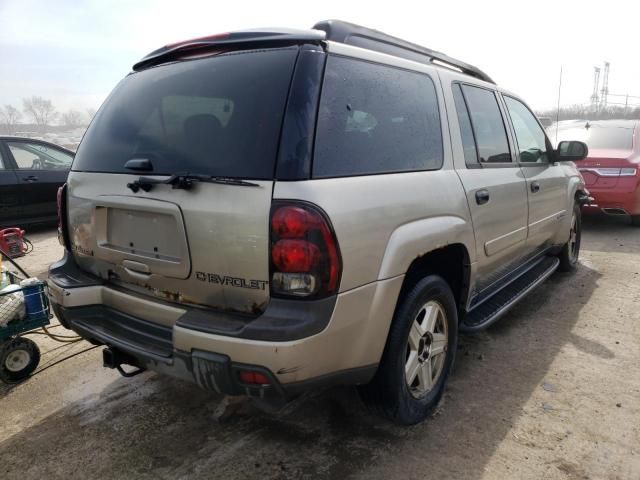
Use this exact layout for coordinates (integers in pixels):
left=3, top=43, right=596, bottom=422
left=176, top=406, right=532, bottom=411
left=396, top=244, right=472, bottom=317
left=377, top=215, right=474, bottom=314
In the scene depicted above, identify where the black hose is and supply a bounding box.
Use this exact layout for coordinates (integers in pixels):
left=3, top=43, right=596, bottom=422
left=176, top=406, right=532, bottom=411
left=22, top=238, right=34, bottom=255
left=30, top=345, right=100, bottom=377
left=21, top=330, right=83, bottom=343
left=0, top=244, right=30, bottom=278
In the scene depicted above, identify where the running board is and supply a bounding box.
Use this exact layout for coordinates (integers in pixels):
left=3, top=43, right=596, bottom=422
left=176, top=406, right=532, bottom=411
left=460, top=256, right=560, bottom=333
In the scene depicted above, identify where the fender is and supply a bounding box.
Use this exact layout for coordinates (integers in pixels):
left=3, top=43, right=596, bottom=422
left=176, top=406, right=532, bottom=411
left=552, top=170, right=585, bottom=245
left=377, top=215, right=475, bottom=280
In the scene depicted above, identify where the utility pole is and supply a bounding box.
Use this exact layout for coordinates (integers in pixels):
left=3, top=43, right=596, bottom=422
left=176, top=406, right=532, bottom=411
left=591, top=67, right=600, bottom=110
left=600, top=61, right=610, bottom=110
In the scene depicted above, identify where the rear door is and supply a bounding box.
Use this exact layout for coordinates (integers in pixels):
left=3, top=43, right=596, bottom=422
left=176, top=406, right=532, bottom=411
left=451, top=83, right=529, bottom=293
left=66, top=47, right=300, bottom=315
left=502, top=95, right=567, bottom=250
left=5, top=140, right=73, bottom=222
left=0, top=143, right=23, bottom=227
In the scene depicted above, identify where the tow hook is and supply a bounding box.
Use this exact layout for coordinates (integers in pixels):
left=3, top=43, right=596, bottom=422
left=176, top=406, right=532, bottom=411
left=103, top=347, right=146, bottom=378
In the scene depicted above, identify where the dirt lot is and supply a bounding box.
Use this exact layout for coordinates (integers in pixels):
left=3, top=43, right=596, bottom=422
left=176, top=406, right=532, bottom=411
left=1, top=216, right=639, bottom=479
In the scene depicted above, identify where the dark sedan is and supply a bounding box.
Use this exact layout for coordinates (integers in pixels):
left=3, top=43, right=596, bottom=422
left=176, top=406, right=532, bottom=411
left=0, top=137, right=74, bottom=227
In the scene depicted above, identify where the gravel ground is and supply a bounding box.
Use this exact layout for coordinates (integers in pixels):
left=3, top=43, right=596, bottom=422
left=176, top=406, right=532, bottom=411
left=0, top=215, right=639, bottom=479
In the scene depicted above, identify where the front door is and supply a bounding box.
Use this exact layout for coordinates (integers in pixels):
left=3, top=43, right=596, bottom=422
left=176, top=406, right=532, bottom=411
left=502, top=95, right=567, bottom=250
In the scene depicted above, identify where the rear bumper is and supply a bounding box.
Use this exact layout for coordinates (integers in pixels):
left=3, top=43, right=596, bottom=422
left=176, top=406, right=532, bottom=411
left=582, top=181, right=640, bottom=216
left=48, top=253, right=402, bottom=397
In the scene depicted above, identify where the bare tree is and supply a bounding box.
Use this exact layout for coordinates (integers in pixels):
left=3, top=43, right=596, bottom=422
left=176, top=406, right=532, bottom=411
left=22, top=96, right=58, bottom=133
left=0, top=105, right=22, bottom=135
left=61, top=109, right=84, bottom=128
left=537, top=104, right=640, bottom=122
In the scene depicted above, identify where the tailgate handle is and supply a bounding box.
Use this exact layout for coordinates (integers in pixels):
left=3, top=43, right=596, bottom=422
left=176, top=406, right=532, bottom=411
left=122, top=260, right=151, bottom=276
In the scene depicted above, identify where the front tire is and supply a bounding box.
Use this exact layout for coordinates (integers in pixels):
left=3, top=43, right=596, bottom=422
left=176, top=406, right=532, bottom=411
left=558, top=203, right=581, bottom=272
left=0, top=337, right=40, bottom=384
left=359, top=275, right=457, bottom=425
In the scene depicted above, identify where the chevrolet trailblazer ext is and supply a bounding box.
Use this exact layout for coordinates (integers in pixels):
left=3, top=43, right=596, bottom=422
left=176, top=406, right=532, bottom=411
left=47, top=21, right=589, bottom=424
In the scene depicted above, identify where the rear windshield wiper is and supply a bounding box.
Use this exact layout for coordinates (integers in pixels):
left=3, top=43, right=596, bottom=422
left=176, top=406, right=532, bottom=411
left=127, top=173, right=260, bottom=193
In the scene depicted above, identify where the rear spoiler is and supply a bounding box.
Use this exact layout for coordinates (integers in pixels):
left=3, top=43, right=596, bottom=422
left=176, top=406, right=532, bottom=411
left=133, top=28, right=325, bottom=71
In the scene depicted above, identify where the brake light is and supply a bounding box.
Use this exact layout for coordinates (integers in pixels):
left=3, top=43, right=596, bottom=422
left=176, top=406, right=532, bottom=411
left=56, top=184, right=70, bottom=251
left=270, top=203, right=341, bottom=298
left=238, top=371, right=269, bottom=385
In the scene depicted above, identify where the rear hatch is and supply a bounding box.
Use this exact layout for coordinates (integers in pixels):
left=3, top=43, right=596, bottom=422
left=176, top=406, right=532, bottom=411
left=66, top=47, right=300, bottom=314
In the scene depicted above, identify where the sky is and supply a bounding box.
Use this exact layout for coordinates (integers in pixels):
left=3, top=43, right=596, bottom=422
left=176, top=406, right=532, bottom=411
left=0, top=0, right=639, bottom=117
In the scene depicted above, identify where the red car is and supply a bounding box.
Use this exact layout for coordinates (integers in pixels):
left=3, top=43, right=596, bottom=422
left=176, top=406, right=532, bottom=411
left=554, top=120, right=640, bottom=226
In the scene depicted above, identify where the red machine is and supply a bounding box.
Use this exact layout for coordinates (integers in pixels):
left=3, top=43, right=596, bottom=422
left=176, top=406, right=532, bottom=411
left=0, top=228, right=28, bottom=258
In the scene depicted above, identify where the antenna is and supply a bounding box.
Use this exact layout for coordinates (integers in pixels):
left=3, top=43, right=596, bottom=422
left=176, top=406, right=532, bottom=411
left=555, top=66, right=563, bottom=145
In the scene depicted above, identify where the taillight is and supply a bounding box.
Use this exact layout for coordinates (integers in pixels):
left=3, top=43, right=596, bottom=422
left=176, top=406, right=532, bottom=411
left=270, top=202, right=341, bottom=298
left=56, top=183, right=70, bottom=251
left=586, top=167, right=638, bottom=177
left=238, top=371, right=269, bottom=385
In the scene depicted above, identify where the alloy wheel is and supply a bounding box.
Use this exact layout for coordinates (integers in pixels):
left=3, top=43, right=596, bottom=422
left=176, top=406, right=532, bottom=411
left=405, top=300, right=448, bottom=398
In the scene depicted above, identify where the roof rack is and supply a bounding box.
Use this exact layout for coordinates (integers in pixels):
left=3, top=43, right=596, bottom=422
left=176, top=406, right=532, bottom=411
left=313, top=20, right=494, bottom=84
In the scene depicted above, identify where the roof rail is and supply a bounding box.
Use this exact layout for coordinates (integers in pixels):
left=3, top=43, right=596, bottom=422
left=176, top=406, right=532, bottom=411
left=313, top=20, right=494, bottom=84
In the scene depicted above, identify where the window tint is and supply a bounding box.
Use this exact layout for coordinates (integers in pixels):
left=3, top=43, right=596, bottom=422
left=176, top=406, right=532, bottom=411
left=313, top=56, right=443, bottom=178
left=452, top=84, right=478, bottom=164
left=73, top=48, right=298, bottom=178
left=504, top=96, right=548, bottom=163
left=461, top=85, right=511, bottom=163
left=8, top=142, right=73, bottom=170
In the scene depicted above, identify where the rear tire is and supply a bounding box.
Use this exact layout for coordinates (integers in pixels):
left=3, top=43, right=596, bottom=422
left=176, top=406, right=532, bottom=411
left=558, top=203, right=581, bottom=272
left=359, top=275, right=457, bottom=425
left=631, top=215, right=640, bottom=227
left=0, top=337, right=40, bottom=384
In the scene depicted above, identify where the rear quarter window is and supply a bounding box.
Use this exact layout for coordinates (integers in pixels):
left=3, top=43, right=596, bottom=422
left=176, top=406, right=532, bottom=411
left=313, top=56, right=443, bottom=178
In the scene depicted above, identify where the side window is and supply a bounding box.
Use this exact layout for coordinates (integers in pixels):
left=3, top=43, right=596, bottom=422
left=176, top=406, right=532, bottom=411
left=0, top=148, right=4, bottom=169
left=452, top=84, right=478, bottom=165
left=461, top=85, right=511, bottom=164
left=313, top=56, right=443, bottom=178
left=7, top=142, right=73, bottom=170
left=504, top=96, right=549, bottom=163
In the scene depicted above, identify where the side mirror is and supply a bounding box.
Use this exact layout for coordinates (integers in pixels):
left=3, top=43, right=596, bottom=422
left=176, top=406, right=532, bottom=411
left=556, top=140, right=588, bottom=162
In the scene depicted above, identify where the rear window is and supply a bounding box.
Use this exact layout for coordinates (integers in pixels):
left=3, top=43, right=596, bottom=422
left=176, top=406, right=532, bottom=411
left=313, top=56, right=443, bottom=178
left=73, top=48, right=298, bottom=178
left=554, top=124, right=634, bottom=150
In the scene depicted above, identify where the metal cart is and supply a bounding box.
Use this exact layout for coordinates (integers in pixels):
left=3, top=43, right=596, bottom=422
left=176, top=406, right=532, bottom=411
left=0, top=253, right=51, bottom=384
